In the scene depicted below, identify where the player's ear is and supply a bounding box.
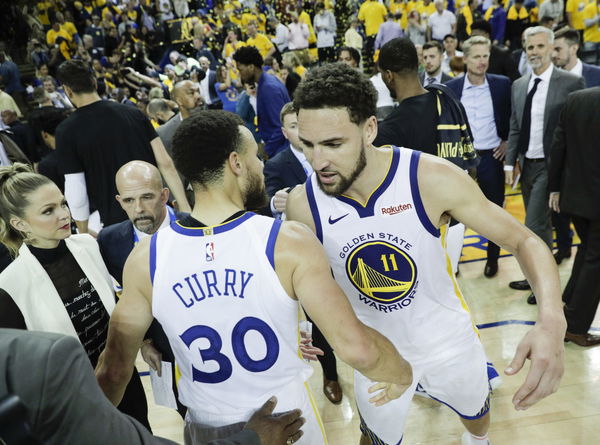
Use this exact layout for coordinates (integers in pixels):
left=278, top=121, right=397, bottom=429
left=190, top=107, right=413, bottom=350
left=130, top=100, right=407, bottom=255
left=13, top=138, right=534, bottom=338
left=228, top=151, right=243, bottom=176
left=364, top=115, right=378, bottom=145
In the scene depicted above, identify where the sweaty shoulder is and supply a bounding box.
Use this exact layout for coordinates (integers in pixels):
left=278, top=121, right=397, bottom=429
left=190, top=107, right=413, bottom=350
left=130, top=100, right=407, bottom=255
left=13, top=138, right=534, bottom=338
left=285, top=183, right=316, bottom=232
left=415, top=153, right=472, bottom=226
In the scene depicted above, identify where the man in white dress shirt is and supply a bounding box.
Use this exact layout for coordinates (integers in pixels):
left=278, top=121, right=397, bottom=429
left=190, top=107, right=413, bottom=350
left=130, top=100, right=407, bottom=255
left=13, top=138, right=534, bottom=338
left=504, top=27, right=584, bottom=303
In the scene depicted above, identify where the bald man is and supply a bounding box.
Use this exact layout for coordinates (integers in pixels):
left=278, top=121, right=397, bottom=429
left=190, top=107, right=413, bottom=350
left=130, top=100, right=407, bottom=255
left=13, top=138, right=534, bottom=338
left=156, top=80, right=202, bottom=154
left=98, top=160, right=189, bottom=417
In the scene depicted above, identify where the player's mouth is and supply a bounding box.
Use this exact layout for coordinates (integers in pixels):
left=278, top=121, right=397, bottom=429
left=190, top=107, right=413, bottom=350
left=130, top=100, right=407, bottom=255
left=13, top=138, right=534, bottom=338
left=318, top=171, right=337, bottom=185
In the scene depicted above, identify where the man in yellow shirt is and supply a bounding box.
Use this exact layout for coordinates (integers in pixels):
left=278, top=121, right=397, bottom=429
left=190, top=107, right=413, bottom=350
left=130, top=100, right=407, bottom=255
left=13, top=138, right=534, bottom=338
left=46, top=22, right=72, bottom=47
left=567, top=0, right=592, bottom=34
left=582, top=0, right=600, bottom=64
left=245, top=21, right=276, bottom=59
left=358, top=0, right=388, bottom=66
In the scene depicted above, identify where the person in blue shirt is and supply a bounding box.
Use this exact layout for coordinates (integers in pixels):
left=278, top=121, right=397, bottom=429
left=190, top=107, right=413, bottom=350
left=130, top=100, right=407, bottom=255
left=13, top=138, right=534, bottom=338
left=233, top=46, right=291, bottom=158
left=215, top=64, right=242, bottom=113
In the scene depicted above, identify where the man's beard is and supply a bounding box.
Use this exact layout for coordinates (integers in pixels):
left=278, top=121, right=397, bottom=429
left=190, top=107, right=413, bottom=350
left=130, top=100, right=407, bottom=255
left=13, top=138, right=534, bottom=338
left=243, top=171, right=269, bottom=210
left=133, top=215, right=157, bottom=234
left=316, top=143, right=367, bottom=197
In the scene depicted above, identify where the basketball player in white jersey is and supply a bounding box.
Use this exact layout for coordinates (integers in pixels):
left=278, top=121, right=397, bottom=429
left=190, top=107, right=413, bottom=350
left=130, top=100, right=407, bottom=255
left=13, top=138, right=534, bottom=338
left=286, top=63, right=567, bottom=445
left=96, top=111, right=412, bottom=445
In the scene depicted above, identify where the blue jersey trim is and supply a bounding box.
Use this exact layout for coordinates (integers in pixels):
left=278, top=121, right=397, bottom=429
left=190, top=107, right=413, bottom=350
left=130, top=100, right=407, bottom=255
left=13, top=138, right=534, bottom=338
left=409, top=151, right=440, bottom=238
left=418, top=386, right=491, bottom=420
left=305, top=176, right=323, bottom=243
left=149, top=232, right=158, bottom=285
left=266, top=219, right=283, bottom=269
left=335, top=147, right=401, bottom=218
left=170, top=212, right=255, bottom=236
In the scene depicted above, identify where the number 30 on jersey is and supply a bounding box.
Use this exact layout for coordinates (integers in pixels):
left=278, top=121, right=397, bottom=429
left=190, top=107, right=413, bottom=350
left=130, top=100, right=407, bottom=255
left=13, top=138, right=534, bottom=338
left=180, top=316, right=280, bottom=384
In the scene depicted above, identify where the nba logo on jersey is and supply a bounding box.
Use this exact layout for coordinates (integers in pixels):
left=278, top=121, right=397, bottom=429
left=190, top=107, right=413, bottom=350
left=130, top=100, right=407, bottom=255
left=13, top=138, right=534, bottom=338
left=205, top=242, right=215, bottom=262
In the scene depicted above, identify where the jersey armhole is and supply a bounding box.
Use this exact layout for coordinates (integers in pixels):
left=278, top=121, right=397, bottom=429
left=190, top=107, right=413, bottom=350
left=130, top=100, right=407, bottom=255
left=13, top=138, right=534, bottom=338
left=149, top=232, right=158, bottom=285
left=305, top=176, right=323, bottom=242
left=265, top=219, right=283, bottom=270
left=409, top=150, right=441, bottom=238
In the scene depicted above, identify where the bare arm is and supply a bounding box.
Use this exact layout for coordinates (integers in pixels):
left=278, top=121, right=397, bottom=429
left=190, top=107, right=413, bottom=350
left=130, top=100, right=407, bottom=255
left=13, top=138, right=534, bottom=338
left=150, top=137, right=191, bottom=213
left=419, top=154, right=567, bottom=410
left=285, top=186, right=412, bottom=387
left=96, top=239, right=154, bottom=405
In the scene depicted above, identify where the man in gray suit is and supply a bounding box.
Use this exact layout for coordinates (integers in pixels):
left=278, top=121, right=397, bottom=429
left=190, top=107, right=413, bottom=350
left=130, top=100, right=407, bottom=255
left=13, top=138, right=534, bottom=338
left=156, top=80, right=203, bottom=155
left=504, top=26, right=585, bottom=304
left=0, top=329, right=304, bottom=445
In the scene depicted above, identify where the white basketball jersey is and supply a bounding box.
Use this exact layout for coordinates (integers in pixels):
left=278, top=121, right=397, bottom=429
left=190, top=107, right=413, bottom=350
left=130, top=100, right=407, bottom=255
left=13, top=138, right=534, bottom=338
left=306, top=147, right=478, bottom=365
left=150, top=213, right=312, bottom=423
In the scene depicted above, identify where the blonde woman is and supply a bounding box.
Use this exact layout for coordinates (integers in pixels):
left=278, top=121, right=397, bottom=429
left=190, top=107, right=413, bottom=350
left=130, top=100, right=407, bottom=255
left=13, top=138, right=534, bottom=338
left=0, top=164, right=151, bottom=430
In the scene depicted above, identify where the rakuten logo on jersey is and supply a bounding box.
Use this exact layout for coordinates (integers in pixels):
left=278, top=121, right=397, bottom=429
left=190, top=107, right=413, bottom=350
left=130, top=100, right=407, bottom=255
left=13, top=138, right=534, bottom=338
left=381, top=203, right=413, bottom=216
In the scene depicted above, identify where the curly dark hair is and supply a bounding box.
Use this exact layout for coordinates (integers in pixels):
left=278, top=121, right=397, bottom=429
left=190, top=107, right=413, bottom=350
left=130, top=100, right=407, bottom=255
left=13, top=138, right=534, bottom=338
left=378, top=37, right=419, bottom=74
left=172, top=110, right=245, bottom=185
left=233, top=45, right=263, bottom=68
left=293, top=63, right=377, bottom=125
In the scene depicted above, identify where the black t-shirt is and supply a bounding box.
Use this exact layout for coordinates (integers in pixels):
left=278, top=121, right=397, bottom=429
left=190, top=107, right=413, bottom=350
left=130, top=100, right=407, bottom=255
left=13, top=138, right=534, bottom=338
left=0, top=241, right=110, bottom=366
left=55, top=100, right=158, bottom=226
left=38, top=150, right=64, bottom=193
left=374, top=91, right=438, bottom=155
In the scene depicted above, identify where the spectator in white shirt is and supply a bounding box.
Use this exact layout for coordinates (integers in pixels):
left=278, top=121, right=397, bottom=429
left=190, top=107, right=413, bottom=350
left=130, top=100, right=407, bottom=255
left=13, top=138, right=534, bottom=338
left=428, top=0, right=457, bottom=41
left=269, top=16, right=289, bottom=53
left=314, top=3, right=337, bottom=63
left=442, top=34, right=464, bottom=73
left=287, top=13, right=309, bottom=51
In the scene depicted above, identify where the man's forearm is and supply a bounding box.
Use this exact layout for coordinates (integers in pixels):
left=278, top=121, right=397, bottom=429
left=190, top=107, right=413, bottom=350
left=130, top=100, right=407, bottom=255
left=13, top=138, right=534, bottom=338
left=514, top=236, right=566, bottom=326
left=357, top=326, right=413, bottom=386
left=96, top=351, right=134, bottom=406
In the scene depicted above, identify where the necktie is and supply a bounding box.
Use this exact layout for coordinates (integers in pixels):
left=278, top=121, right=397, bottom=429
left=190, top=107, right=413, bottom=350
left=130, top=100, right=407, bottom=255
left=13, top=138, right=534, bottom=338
left=427, top=77, right=436, bottom=86
left=517, top=78, right=542, bottom=155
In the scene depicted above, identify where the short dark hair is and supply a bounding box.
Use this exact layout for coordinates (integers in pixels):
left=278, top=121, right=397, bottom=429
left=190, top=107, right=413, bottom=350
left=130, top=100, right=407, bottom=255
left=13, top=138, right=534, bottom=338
left=539, top=16, right=556, bottom=26
left=554, top=27, right=580, bottom=46
left=336, top=46, right=361, bottom=65
left=423, top=40, right=443, bottom=54
left=378, top=38, right=418, bottom=74
left=172, top=110, right=245, bottom=185
left=28, top=107, right=69, bottom=136
left=233, top=46, right=263, bottom=68
left=293, top=63, right=376, bottom=125
left=443, top=33, right=457, bottom=41
left=56, top=60, right=96, bottom=94
left=470, top=20, right=492, bottom=37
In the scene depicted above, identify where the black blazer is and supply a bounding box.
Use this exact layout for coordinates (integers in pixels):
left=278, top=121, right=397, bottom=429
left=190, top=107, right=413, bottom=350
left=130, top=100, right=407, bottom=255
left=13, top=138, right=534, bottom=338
left=582, top=63, right=600, bottom=88
left=263, top=147, right=308, bottom=199
left=419, top=71, right=453, bottom=86
left=446, top=73, right=512, bottom=141
left=549, top=87, right=600, bottom=220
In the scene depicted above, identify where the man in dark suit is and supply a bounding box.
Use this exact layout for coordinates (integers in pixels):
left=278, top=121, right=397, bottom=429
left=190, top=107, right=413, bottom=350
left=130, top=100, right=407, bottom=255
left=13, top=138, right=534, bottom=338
left=0, top=329, right=305, bottom=445
left=98, top=160, right=188, bottom=417
left=548, top=87, right=600, bottom=346
left=447, top=35, right=512, bottom=278
left=264, top=103, right=343, bottom=405
left=504, top=26, right=585, bottom=304
left=471, top=20, right=520, bottom=81
left=156, top=80, right=202, bottom=155
left=199, top=56, right=221, bottom=110
left=550, top=27, right=600, bottom=264
left=553, top=27, right=600, bottom=88
left=419, top=40, right=453, bottom=86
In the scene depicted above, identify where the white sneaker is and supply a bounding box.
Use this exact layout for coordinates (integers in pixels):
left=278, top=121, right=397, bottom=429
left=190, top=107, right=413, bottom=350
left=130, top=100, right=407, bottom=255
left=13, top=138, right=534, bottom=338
left=461, top=431, right=491, bottom=445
